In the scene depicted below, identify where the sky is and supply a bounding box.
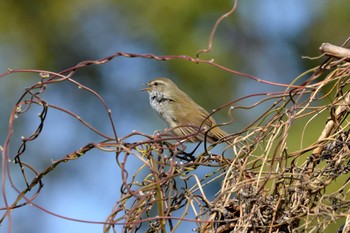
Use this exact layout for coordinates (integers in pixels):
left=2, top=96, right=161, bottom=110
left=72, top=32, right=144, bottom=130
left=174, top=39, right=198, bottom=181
left=2, top=0, right=348, bottom=232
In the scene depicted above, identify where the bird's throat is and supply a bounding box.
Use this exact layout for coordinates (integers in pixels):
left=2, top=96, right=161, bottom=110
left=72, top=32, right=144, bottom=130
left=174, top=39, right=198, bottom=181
left=149, top=92, right=176, bottom=125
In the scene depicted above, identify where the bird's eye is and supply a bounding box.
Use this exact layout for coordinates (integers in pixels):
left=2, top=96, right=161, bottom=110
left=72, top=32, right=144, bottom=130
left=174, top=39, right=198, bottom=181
left=154, top=82, right=158, bottom=86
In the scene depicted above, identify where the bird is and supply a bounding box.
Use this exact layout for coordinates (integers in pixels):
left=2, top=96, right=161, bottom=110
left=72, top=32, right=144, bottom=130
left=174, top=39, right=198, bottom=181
left=142, top=77, right=230, bottom=143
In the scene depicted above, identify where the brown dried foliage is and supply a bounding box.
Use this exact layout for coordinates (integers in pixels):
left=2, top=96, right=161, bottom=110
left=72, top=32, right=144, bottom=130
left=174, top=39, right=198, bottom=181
left=1, top=2, right=350, bottom=232
left=1, top=44, right=349, bottom=232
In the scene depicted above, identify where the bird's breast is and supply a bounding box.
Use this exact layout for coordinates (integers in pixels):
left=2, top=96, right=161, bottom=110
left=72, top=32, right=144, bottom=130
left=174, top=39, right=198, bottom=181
left=149, top=94, right=177, bottom=127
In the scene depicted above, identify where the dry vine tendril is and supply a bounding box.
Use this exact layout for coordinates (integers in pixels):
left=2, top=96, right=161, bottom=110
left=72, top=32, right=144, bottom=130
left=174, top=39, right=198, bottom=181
left=1, top=2, right=350, bottom=232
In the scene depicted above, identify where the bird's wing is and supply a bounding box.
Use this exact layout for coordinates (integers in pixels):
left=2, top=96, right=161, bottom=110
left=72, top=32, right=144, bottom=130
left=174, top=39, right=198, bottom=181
left=171, top=89, right=229, bottom=142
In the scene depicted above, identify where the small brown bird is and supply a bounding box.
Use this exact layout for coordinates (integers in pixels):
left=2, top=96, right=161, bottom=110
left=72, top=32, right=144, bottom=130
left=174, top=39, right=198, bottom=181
left=142, top=77, right=229, bottom=143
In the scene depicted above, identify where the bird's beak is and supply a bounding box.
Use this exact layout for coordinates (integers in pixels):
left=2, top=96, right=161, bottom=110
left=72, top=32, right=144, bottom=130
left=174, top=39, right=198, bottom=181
left=141, top=83, right=151, bottom=91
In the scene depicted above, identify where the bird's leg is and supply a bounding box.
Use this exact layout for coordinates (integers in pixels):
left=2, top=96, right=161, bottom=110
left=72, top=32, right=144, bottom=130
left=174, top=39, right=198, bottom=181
left=175, top=141, right=202, bottom=162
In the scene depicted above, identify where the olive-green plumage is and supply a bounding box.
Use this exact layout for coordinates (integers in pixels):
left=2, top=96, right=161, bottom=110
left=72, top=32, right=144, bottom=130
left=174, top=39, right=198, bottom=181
left=143, top=77, right=229, bottom=143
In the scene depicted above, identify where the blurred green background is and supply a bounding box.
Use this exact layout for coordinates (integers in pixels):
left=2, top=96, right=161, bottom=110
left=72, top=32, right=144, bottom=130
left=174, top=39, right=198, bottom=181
left=1, top=0, right=349, bottom=232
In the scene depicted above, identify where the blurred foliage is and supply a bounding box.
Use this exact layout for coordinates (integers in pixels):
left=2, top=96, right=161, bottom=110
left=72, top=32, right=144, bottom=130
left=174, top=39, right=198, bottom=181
left=1, top=1, right=350, bottom=232
left=1, top=1, right=350, bottom=113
